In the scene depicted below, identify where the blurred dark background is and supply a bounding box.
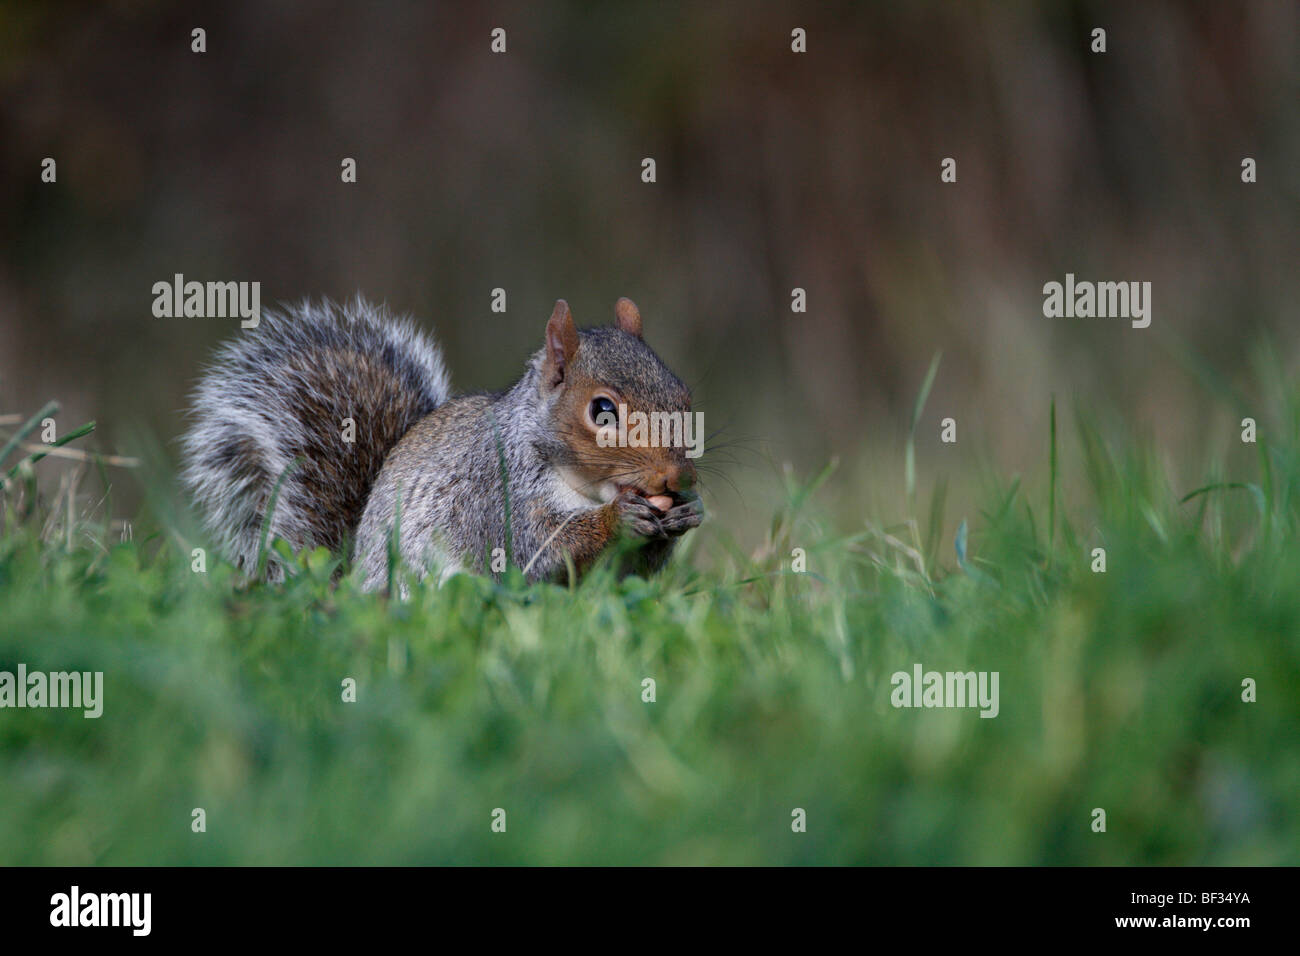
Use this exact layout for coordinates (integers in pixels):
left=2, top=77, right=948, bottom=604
left=2, top=0, right=1297, bottom=546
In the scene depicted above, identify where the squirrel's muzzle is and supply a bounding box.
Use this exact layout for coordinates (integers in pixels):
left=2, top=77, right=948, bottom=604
left=662, top=460, right=697, bottom=494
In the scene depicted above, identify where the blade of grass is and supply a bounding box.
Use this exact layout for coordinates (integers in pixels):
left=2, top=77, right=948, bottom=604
left=487, top=410, right=512, bottom=573
left=5, top=420, right=96, bottom=478
left=1181, top=481, right=1266, bottom=517
left=1047, top=395, right=1057, bottom=567
left=923, top=475, right=948, bottom=574
left=905, top=353, right=941, bottom=515
left=255, top=456, right=302, bottom=579
left=387, top=484, right=402, bottom=598
left=0, top=400, right=59, bottom=469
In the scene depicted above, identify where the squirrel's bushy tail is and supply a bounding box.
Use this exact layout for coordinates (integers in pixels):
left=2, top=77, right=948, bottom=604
left=180, top=297, right=450, bottom=578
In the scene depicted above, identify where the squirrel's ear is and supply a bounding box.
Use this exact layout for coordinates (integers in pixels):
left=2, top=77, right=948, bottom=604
left=614, top=297, right=642, bottom=338
left=544, top=299, right=580, bottom=387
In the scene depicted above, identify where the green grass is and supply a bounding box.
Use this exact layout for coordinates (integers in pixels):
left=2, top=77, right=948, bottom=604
left=1, top=384, right=1298, bottom=865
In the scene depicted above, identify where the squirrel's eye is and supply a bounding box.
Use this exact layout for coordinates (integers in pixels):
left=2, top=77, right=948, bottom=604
left=590, top=396, right=618, bottom=426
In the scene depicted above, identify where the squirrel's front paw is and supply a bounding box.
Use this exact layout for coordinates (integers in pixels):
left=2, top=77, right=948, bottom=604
left=659, top=492, right=703, bottom=536
left=616, top=490, right=703, bottom=540
left=616, top=492, right=669, bottom=539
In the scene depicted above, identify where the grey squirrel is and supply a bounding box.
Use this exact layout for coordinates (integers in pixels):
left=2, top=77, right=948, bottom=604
left=181, top=296, right=702, bottom=588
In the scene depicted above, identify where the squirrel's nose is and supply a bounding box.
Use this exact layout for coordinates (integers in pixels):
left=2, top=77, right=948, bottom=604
left=664, top=461, right=697, bottom=493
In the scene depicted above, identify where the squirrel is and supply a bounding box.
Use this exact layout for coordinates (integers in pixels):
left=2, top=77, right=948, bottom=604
left=180, top=295, right=702, bottom=589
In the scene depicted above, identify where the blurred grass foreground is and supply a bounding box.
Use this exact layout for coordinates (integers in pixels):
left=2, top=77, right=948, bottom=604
left=0, top=368, right=1297, bottom=866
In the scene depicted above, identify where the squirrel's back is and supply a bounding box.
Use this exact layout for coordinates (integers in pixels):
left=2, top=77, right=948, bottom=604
left=180, top=297, right=450, bottom=578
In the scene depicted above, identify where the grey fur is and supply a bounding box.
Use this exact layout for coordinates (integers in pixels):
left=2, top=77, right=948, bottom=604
left=354, top=356, right=572, bottom=587
left=181, top=297, right=449, bottom=580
